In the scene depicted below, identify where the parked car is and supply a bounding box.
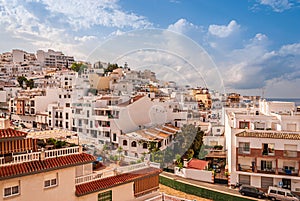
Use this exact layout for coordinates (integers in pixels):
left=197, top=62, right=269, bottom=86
left=239, top=185, right=265, bottom=199
left=267, top=186, right=300, bottom=201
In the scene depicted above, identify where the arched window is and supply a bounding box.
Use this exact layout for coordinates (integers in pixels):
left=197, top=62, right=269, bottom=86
left=143, top=143, right=148, bottom=149
left=131, top=141, right=137, bottom=147
left=123, top=140, right=127, bottom=146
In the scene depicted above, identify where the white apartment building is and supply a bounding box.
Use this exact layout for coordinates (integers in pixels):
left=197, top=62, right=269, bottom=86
left=225, top=100, right=300, bottom=192
left=9, top=88, right=59, bottom=128
left=37, top=49, right=74, bottom=69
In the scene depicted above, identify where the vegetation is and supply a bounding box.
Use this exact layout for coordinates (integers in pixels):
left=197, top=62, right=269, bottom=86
left=17, top=76, right=34, bottom=89
left=70, top=62, right=87, bottom=72
left=160, top=176, right=253, bottom=201
left=104, top=63, right=121, bottom=75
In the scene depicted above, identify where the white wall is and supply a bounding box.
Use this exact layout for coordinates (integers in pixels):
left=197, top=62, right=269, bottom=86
left=174, top=167, right=214, bottom=183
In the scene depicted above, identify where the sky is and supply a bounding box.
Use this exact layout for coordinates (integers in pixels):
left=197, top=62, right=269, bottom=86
left=0, top=0, right=300, bottom=98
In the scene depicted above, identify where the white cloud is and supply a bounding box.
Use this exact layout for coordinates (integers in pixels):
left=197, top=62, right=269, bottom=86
left=41, top=0, right=151, bottom=30
left=74, top=35, right=97, bottom=42
left=258, top=0, right=292, bottom=12
left=208, top=20, right=240, bottom=38
left=279, top=43, right=300, bottom=55
left=167, top=18, right=200, bottom=34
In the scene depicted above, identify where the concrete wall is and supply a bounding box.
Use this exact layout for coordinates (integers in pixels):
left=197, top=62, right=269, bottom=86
left=76, top=182, right=135, bottom=201
left=0, top=166, right=77, bottom=201
left=174, top=167, right=214, bottom=183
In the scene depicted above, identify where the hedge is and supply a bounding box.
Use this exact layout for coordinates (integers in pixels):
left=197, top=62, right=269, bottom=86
left=159, top=175, right=256, bottom=201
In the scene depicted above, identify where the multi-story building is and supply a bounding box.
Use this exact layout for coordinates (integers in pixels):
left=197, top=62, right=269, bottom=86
left=119, top=123, right=180, bottom=158
left=9, top=88, right=59, bottom=128
left=0, top=128, right=162, bottom=201
left=36, top=49, right=74, bottom=69
left=226, top=100, right=300, bottom=192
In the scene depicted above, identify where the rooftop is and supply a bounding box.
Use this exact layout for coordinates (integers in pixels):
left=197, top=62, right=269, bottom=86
left=236, top=130, right=300, bottom=140
left=0, top=151, right=95, bottom=181
left=75, top=167, right=162, bottom=196
left=0, top=128, right=27, bottom=139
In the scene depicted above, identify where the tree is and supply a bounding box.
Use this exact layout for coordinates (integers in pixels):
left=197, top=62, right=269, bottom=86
left=104, top=63, right=120, bottom=75
left=25, top=79, right=34, bottom=89
left=117, top=146, right=123, bottom=161
left=17, top=76, right=27, bottom=87
left=71, top=62, right=86, bottom=72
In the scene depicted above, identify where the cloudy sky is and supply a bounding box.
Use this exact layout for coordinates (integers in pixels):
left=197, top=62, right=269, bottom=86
left=1, top=0, right=300, bottom=98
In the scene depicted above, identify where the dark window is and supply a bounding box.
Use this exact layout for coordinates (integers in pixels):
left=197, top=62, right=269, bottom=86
left=131, top=141, right=137, bottom=147
left=98, top=190, right=112, bottom=201
left=123, top=140, right=127, bottom=146
left=143, top=143, right=148, bottom=149
left=113, top=133, right=116, bottom=141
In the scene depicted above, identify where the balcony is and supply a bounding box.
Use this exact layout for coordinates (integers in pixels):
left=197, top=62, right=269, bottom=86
left=283, top=150, right=298, bottom=158
left=0, top=146, right=81, bottom=167
left=257, top=166, right=276, bottom=174
left=278, top=168, right=298, bottom=176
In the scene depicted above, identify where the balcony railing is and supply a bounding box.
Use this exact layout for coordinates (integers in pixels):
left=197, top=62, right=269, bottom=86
left=0, top=146, right=81, bottom=167
left=283, top=150, right=298, bottom=158
left=75, top=161, right=160, bottom=185
left=278, top=168, right=298, bottom=176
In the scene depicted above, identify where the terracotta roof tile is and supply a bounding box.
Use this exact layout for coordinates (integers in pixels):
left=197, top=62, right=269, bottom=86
left=187, top=159, right=208, bottom=170
left=0, top=153, right=95, bottom=180
left=0, top=128, right=27, bottom=139
left=75, top=167, right=162, bottom=196
left=236, top=130, right=300, bottom=140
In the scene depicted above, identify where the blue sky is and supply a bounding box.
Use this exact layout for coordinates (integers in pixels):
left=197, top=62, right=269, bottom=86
left=0, top=0, right=300, bottom=97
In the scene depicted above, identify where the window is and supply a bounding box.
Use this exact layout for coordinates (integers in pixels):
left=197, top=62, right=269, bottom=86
left=4, top=185, right=19, bottom=197
left=239, top=142, right=250, bottom=153
left=44, top=178, right=57, bottom=188
left=66, top=122, right=69, bottom=129
left=131, top=141, right=137, bottom=147
left=143, top=143, right=148, bottom=149
left=66, top=113, right=69, bottom=120
left=98, top=190, right=112, bottom=201
left=123, top=140, right=127, bottom=146
left=262, top=143, right=275, bottom=155
left=239, top=121, right=250, bottom=129
left=113, top=133, right=116, bottom=141
left=261, top=160, right=272, bottom=171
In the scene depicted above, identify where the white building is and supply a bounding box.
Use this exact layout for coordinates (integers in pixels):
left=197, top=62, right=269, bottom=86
left=225, top=100, right=300, bottom=192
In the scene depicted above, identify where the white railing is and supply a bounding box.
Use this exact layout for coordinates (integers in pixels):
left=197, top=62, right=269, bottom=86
left=75, top=169, right=115, bottom=184
left=13, top=152, right=40, bottom=164
left=45, top=146, right=80, bottom=159
left=75, top=161, right=161, bottom=185
left=0, top=146, right=81, bottom=166
left=117, top=162, right=148, bottom=174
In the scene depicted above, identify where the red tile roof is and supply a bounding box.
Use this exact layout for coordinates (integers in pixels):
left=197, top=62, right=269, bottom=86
left=0, top=153, right=95, bottom=180
left=0, top=128, right=27, bottom=139
left=187, top=159, right=208, bottom=170
left=76, top=167, right=162, bottom=196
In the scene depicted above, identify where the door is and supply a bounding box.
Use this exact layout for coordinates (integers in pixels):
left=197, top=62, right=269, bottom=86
left=261, top=177, right=273, bottom=189
left=239, top=175, right=250, bottom=185
left=282, top=179, right=291, bottom=190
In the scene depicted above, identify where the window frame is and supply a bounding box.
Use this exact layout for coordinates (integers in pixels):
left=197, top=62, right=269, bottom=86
left=44, top=178, right=58, bottom=189
left=3, top=185, right=19, bottom=198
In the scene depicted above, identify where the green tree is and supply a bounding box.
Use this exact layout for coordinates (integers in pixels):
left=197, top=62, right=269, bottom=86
left=104, top=63, right=120, bottom=75
left=117, top=146, right=123, bottom=161
left=17, top=76, right=27, bottom=87
left=25, top=79, right=34, bottom=89
left=71, top=62, right=86, bottom=72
